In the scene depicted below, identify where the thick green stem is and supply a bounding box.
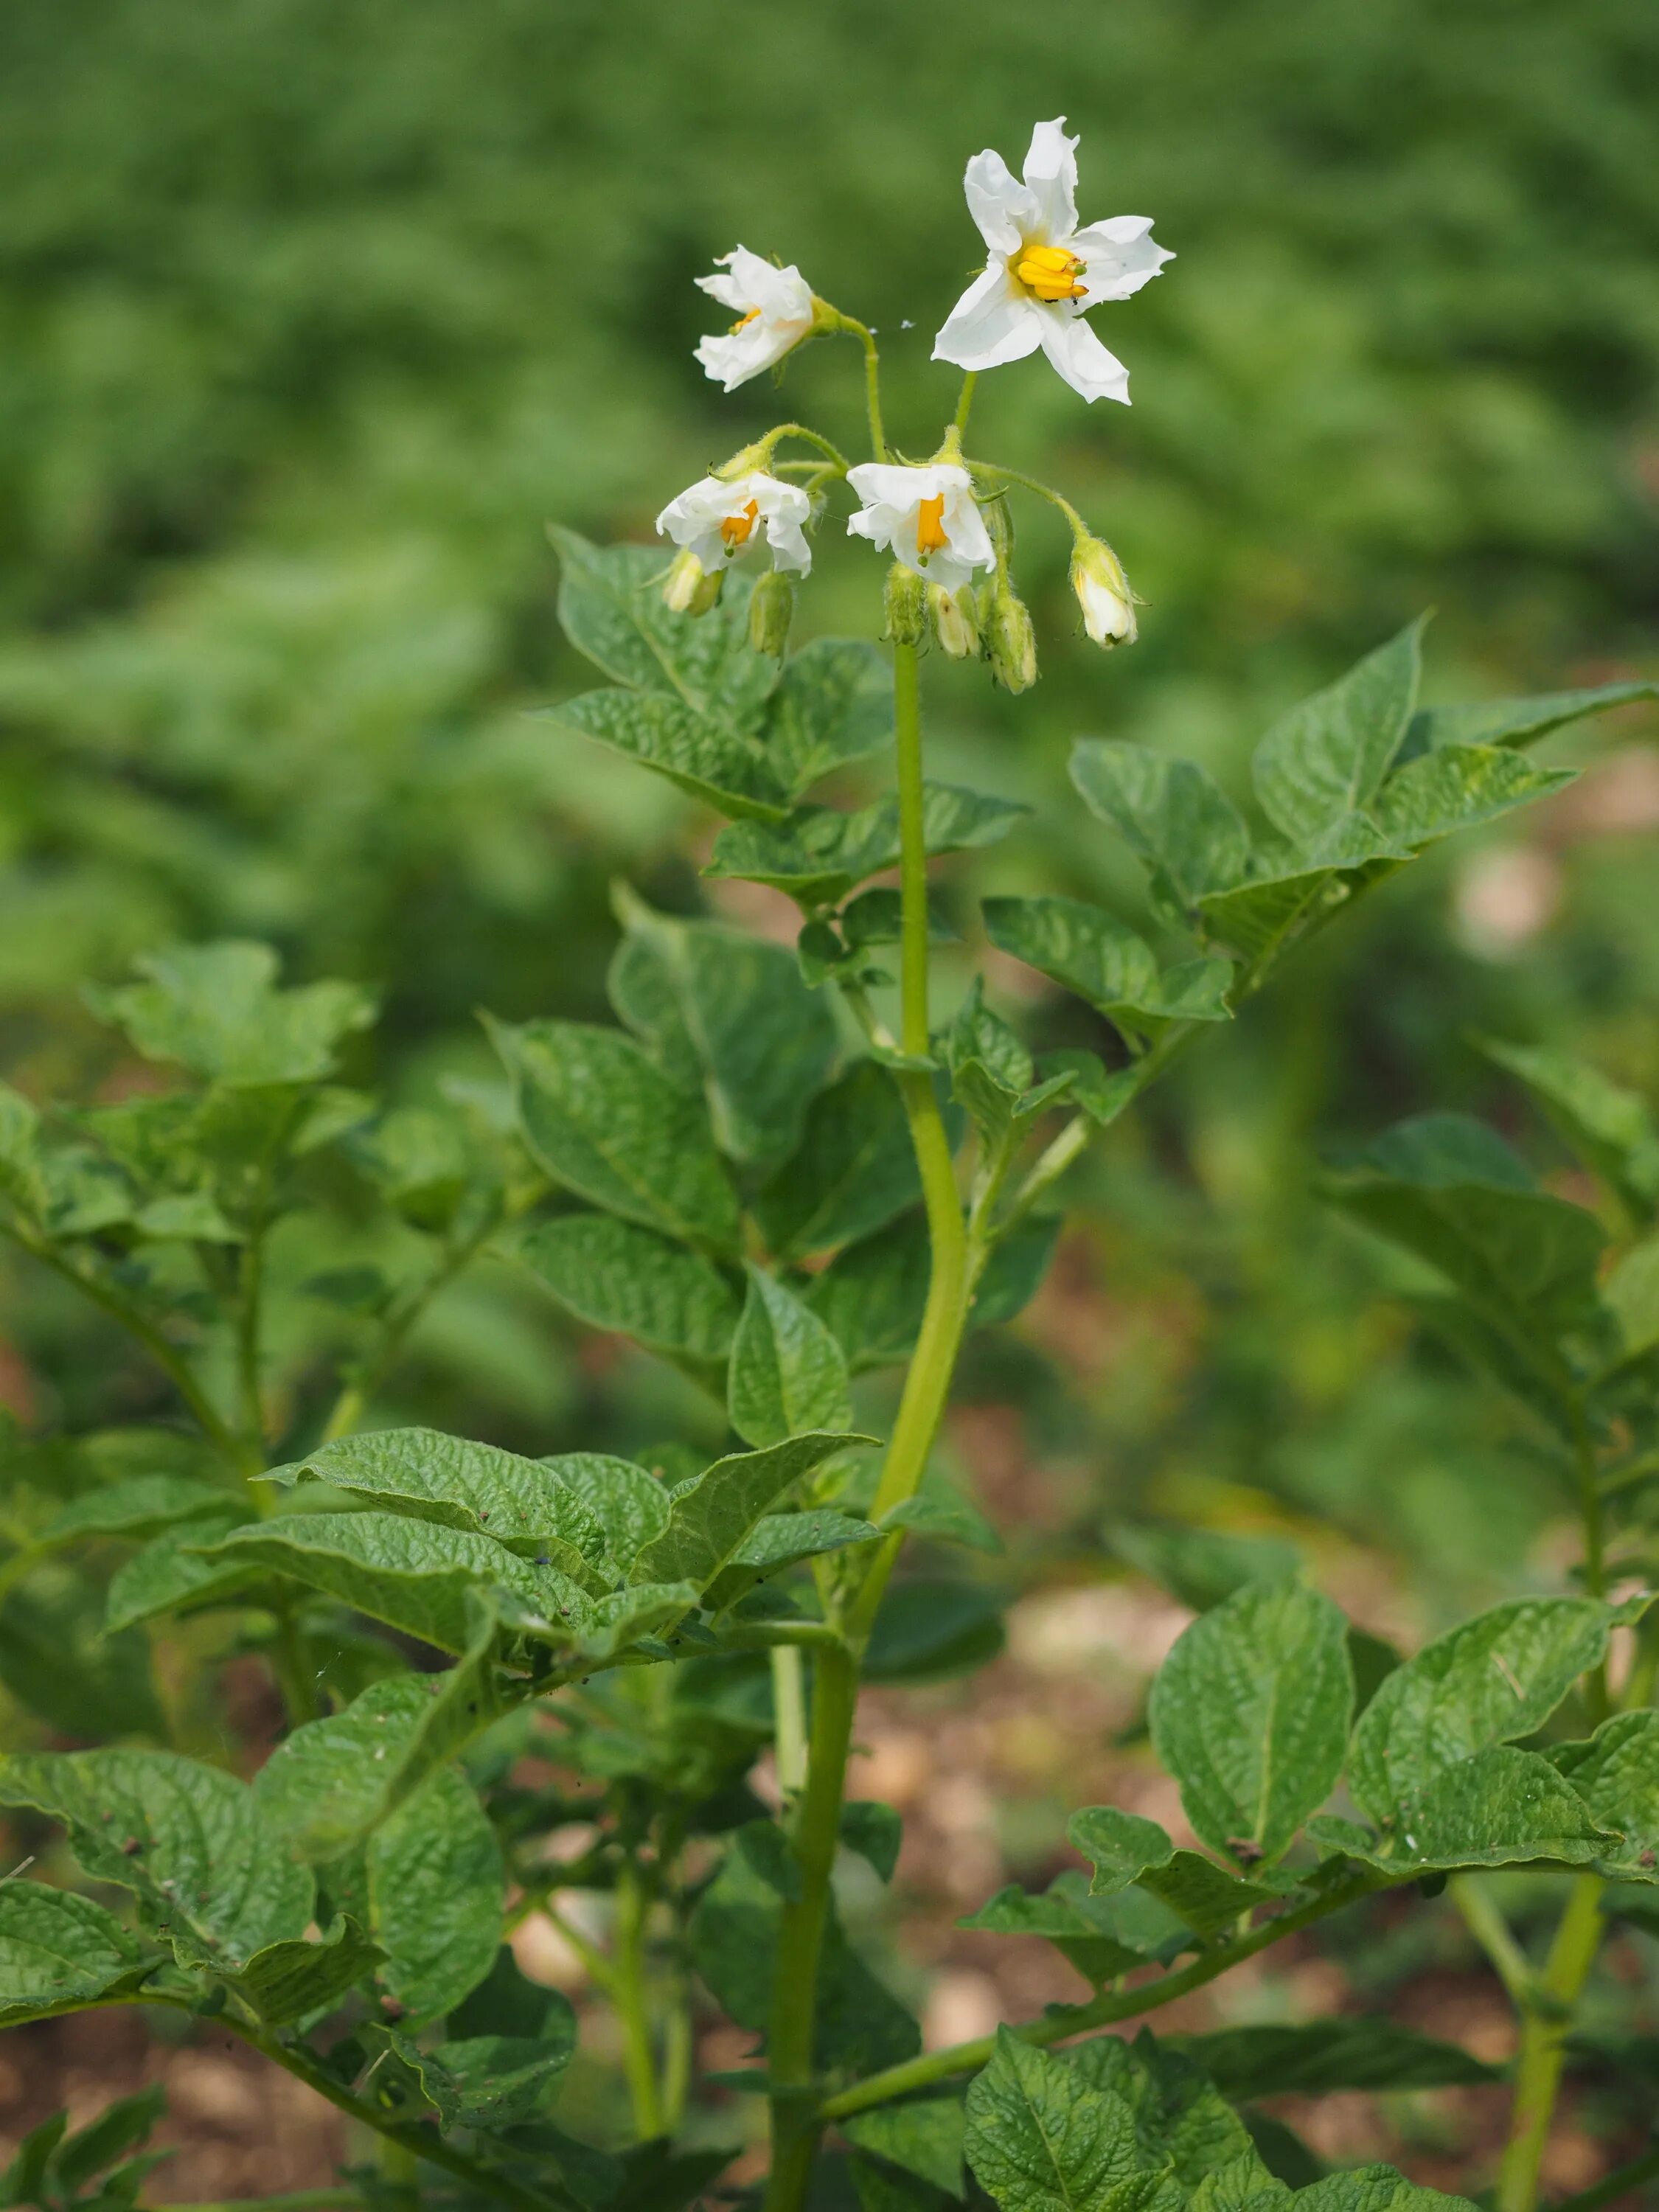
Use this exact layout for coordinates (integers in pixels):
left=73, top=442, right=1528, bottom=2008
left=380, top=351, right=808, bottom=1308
left=771, top=1644, right=809, bottom=1795
left=615, top=1859, right=663, bottom=2140
left=1498, top=1874, right=1607, bottom=2212
left=821, top=1873, right=1381, bottom=2121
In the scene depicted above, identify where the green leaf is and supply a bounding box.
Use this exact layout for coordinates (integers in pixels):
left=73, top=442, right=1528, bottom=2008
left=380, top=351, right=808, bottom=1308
left=1478, top=1037, right=1659, bottom=1224
left=707, top=784, right=1031, bottom=909
left=198, top=1511, right=594, bottom=1657
left=0, top=1566, right=166, bottom=1742
left=41, top=1475, right=232, bottom=1546
left=229, top=1914, right=383, bottom=2025
left=0, top=1082, right=43, bottom=1215
left=609, top=891, right=840, bottom=1171
left=959, top=1874, right=1155, bottom=1988
left=629, top=1431, right=874, bottom=1590
left=1147, top=1580, right=1353, bottom=1865
left=1405, top=680, right=1659, bottom=756
left=1066, top=1810, right=1283, bottom=1934
left=0, top=1750, right=313, bottom=1968
left=1349, top=1595, right=1615, bottom=1825
left=516, top=1213, right=741, bottom=1374
left=254, top=1630, right=504, bottom=1860
left=367, top=1763, right=503, bottom=2025
left=540, top=1452, right=671, bottom=1565
left=46, top=2084, right=167, bottom=2202
left=1175, top=2020, right=1498, bottom=2100
left=1071, top=2031, right=1255, bottom=2190
left=1551, top=1711, right=1659, bottom=1879
left=1194, top=855, right=1371, bottom=973
left=547, top=687, right=790, bottom=821
left=422, top=2028, right=576, bottom=2129
left=1109, top=1523, right=1301, bottom=1613
left=1371, top=746, right=1574, bottom=850
left=964, top=2026, right=1147, bottom=2212
left=1251, top=619, right=1427, bottom=846
left=728, top=1265, right=852, bottom=1447
left=764, top=637, right=894, bottom=793
left=260, top=1426, right=616, bottom=1593
left=0, top=1882, right=159, bottom=2028
left=1067, top=1808, right=1178, bottom=1897
left=841, top=1801, right=905, bottom=1885
left=845, top=2099, right=967, bottom=2197
left=491, top=1015, right=740, bottom=1251
left=1322, top=1746, right=1615, bottom=1874
left=102, top=1517, right=259, bottom=1633
left=808, top=1208, right=1055, bottom=1372
left=883, top=1466, right=1002, bottom=1555
left=549, top=531, right=776, bottom=731
left=1324, top=1112, right=1607, bottom=1351
left=863, top=1579, right=1006, bottom=1685
left=1070, top=742, right=1252, bottom=915
left=703, top=1509, right=880, bottom=1613
left=754, top=1061, right=925, bottom=1259
left=1294, top=2167, right=1481, bottom=2212
left=87, top=941, right=373, bottom=1087
left=1603, top=1235, right=1659, bottom=1366
left=983, top=896, right=1233, bottom=1043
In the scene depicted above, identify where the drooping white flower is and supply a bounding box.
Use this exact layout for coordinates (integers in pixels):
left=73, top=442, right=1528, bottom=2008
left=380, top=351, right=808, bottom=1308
left=694, top=246, right=815, bottom=391
left=845, top=462, right=995, bottom=594
left=655, top=470, right=813, bottom=577
left=1071, top=537, right=1138, bottom=647
left=933, top=119, right=1171, bottom=405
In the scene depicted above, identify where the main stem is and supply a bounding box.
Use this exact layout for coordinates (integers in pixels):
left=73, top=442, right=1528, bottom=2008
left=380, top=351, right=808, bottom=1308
left=762, top=639, right=973, bottom=2212
left=1497, top=1874, right=1606, bottom=2212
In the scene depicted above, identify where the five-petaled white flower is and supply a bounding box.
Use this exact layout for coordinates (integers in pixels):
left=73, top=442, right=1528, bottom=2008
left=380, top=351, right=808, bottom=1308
left=655, top=470, right=813, bottom=577
left=694, top=246, right=815, bottom=392
left=845, top=462, right=995, bottom=594
left=933, top=119, right=1171, bottom=405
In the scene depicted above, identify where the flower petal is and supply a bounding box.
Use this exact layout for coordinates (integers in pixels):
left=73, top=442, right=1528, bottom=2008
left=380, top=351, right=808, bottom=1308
left=1071, top=217, right=1173, bottom=302
left=1035, top=310, right=1132, bottom=405
left=962, top=147, right=1038, bottom=255
left=1021, top=119, right=1079, bottom=243
left=933, top=265, right=1044, bottom=372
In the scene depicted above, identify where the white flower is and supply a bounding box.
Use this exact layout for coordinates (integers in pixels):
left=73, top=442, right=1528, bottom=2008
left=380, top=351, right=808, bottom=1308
left=655, top=470, right=813, bottom=577
left=845, top=462, right=995, bottom=594
left=694, top=246, right=815, bottom=391
left=1071, top=537, right=1138, bottom=647
left=933, top=118, right=1172, bottom=405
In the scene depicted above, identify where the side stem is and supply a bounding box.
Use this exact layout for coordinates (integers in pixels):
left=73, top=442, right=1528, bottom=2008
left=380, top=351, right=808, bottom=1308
left=1498, top=1875, right=1606, bottom=2212
left=614, top=1857, right=663, bottom=2140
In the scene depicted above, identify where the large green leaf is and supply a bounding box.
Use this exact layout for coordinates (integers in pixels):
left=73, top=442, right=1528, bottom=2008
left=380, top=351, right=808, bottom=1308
left=964, top=2028, right=1151, bottom=2212
left=959, top=1874, right=1158, bottom=1988
left=1066, top=1809, right=1282, bottom=1933
left=1404, top=680, right=1659, bottom=757
left=491, top=1015, right=740, bottom=1251
left=87, top=941, right=373, bottom=1088
left=707, top=784, right=1030, bottom=909
left=755, top=1060, right=925, bottom=1259
left=1070, top=742, right=1252, bottom=916
left=41, top=1474, right=233, bottom=1545
left=229, top=1915, right=383, bottom=2025
left=844, top=2099, right=966, bottom=2198
left=261, top=1426, right=616, bottom=1590
left=1478, top=1037, right=1659, bottom=1224
left=0, top=1750, right=313, bottom=1968
left=548, top=530, right=776, bottom=731
left=1252, top=619, right=1427, bottom=846
left=549, top=686, right=790, bottom=821
left=1349, top=1596, right=1616, bottom=1826
left=1295, top=2168, right=1480, bottom=2212
left=1371, top=745, right=1574, bottom=850
left=608, top=892, right=839, bottom=1170
left=703, top=1509, right=880, bottom=1613
left=1070, top=2032, right=1255, bottom=2190
left=199, top=1510, right=593, bottom=1656
left=367, top=1764, right=503, bottom=2025
left=1176, top=2020, right=1497, bottom=2100
left=1551, top=1711, right=1659, bottom=1879
left=983, top=896, right=1233, bottom=1043
left=728, top=1265, right=852, bottom=1447
left=541, top=1452, right=672, bottom=1565
left=1147, top=1582, right=1353, bottom=1865
left=102, top=1517, right=260, bottom=1633
left=629, top=1430, right=874, bottom=1589
left=764, top=636, right=894, bottom=792
left=516, top=1214, right=740, bottom=1374
left=1319, top=1746, right=1615, bottom=1874
left=0, top=1882, right=159, bottom=2028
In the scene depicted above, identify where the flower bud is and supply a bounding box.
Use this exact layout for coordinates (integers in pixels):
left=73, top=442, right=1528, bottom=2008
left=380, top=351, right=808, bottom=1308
left=928, top=583, right=979, bottom=661
left=883, top=562, right=928, bottom=647
left=985, top=585, right=1037, bottom=693
left=748, top=568, right=796, bottom=658
left=663, top=546, right=723, bottom=616
left=1071, top=536, right=1138, bottom=648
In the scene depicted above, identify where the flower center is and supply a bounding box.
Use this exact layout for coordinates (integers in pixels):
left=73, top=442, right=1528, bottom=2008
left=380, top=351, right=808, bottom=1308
left=1012, top=240, right=1088, bottom=303
left=915, top=495, right=948, bottom=556
left=728, top=307, right=762, bottom=334
left=720, top=500, right=760, bottom=552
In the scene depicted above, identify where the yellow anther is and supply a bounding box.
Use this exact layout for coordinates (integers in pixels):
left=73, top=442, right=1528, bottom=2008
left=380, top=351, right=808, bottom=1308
left=1012, top=240, right=1088, bottom=302
left=728, top=307, right=762, bottom=333
left=720, top=500, right=759, bottom=552
left=915, top=495, right=948, bottom=557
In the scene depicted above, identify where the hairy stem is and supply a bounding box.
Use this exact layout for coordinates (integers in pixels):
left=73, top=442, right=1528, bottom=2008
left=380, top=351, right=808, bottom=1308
left=1498, top=1875, right=1607, bottom=2212
left=771, top=1644, right=809, bottom=1795
left=615, top=1857, right=663, bottom=2140
left=826, top=313, right=888, bottom=460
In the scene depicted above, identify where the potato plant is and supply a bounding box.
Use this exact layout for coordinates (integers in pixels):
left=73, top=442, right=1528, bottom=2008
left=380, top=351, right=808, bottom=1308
left=2, top=116, right=1658, bottom=2212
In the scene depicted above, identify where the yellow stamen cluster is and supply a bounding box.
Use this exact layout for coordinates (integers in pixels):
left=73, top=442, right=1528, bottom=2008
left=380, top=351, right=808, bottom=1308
left=729, top=307, right=762, bottom=333
left=915, top=494, right=949, bottom=557
left=1012, top=240, right=1088, bottom=302
left=720, top=499, right=760, bottom=552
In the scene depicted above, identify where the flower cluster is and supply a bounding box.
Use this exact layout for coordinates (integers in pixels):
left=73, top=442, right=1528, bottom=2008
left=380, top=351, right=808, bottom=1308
left=654, top=119, right=1163, bottom=669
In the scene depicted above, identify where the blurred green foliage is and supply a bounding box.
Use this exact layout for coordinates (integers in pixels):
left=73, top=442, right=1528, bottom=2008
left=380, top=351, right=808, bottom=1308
left=0, top=0, right=1656, bottom=1610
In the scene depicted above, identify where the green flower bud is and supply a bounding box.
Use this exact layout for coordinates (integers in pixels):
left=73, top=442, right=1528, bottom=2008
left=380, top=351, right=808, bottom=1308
left=663, top=547, right=723, bottom=616
left=748, top=568, right=796, bottom=658
left=1071, top=535, right=1138, bottom=648
left=985, top=585, right=1037, bottom=693
left=928, top=583, right=980, bottom=661
left=883, top=562, right=928, bottom=647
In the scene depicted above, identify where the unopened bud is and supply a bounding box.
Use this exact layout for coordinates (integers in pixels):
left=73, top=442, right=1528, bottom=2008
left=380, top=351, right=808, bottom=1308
left=985, top=586, right=1037, bottom=693
left=748, top=568, right=796, bottom=658
left=1071, top=536, right=1138, bottom=648
left=663, top=547, right=723, bottom=616
left=883, top=563, right=928, bottom=647
left=928, top=583, right=979, bottom=660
